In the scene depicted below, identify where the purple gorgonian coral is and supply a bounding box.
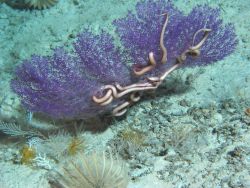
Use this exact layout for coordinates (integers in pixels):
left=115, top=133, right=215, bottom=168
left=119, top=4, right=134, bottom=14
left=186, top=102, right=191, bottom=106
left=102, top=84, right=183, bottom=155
left=11, top=32, right=131, bottom=119
left=11, top=0, right=237, bottom=119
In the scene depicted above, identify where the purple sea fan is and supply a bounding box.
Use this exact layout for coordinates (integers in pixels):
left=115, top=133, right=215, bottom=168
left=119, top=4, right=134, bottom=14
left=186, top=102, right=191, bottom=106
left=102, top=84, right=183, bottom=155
left=173, top=5, right=238, bottom=66
left=114, top=0, right=237, bottom=70
left=11, top=0, right=238, bottom=120
left=11, top=32, right=131, bottom=119
left=74, top=31, right=132, bottom=85
left=113, top=0, right=185, bottom=67
left=93, top=0, right=237, bottom=116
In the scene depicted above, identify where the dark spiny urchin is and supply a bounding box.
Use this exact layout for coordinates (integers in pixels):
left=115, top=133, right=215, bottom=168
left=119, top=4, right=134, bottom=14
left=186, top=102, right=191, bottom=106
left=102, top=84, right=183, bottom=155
left=25, top=0, right=57, bottom=9
left=2, top=0, right=58, bottom=10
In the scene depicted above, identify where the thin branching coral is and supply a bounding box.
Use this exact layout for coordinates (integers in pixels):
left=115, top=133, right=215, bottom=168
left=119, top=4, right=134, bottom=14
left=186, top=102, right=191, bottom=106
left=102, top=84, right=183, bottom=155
left=0, top=121, right=46, bottom=138
left=36, top=134, right=70, bottom=160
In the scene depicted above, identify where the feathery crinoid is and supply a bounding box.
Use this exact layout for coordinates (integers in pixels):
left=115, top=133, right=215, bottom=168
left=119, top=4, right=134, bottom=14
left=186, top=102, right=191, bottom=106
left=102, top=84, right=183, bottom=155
left=25, top=0, right=57, bottom=9
left=49, top=152, right=128, bottom=188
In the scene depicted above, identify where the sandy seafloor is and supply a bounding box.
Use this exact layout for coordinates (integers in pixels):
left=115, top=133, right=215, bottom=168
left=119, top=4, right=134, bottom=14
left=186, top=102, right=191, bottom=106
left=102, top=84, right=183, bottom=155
left=0, top=0, right=250, bottom=187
